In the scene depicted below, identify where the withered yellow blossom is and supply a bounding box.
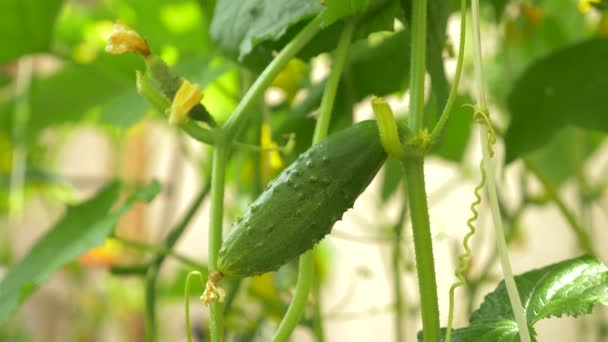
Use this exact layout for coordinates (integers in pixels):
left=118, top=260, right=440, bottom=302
left=169, top=79, right=203, bottom=125
left=105, top=21, right=150, bottom=56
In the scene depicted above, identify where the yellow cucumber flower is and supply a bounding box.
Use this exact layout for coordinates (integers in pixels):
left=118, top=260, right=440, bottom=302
left=169, top=79, right=203, bottom=125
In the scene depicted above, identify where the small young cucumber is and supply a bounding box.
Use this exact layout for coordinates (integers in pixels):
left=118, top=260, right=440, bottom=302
left=218, top=120, right=387, bottom=277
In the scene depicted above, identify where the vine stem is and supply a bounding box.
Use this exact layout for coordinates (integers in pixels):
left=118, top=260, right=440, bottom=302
left=405, top=0, right=441, bottom=340
left=408, top=0, right=427, bottom=133
left=208, top=141, right=227, bottom=342
left=222, top=14, right=324, bottom=141
left=470, top=0, right=531, bottom=340
left=204, top=14, right=324, bottom=342
left=272, top=18, right=356, bottom=342
left=403, top=157, right=440, bottom=342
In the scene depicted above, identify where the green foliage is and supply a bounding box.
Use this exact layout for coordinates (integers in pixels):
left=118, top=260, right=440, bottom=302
left=321, top=0, right=383, bottom=26
left=527, top=126, right=602, bottom=186
left=210, top=0, right=322, bottom=66
left=0, top=0, right=64, bottom=63
left=435, top=255, right=608, bottom=341
left=505, top=39, right=608, bottom=162
left=0, top=181, right=160, bottom=324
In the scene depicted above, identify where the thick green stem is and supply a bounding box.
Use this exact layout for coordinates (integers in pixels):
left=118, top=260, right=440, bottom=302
left=272, top=18, right=356, bottom=342
left=523, top=158, right=594, bottom=254
left=223, top=14, right=323, bottom=141
left=209, top=141, right=228, bottom=342
left=408, top=0, right=427, bottom=133
left=403, top=157, right=440, bottom=342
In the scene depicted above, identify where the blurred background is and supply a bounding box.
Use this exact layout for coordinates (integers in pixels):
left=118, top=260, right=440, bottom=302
left=1, top=0, right=608, bottom=341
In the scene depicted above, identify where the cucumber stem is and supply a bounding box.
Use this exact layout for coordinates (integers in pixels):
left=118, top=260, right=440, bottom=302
left=272, top=18, right=356, bottom=342
left=223, top=14, right=324, bottom=141
left=403, top=157, right=440, bottom=342
left=408, top=0, right=427, bottom=133
left=406, top=0, right=441, bottom=340
left=208, top=140, right=228, bottom=342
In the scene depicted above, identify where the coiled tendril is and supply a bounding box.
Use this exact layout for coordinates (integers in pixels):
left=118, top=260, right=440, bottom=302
left=445, top=106, right=496, bottom=342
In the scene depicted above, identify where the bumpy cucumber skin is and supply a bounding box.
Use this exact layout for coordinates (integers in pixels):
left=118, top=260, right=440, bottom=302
left=218, top=120, right=387, bottom=277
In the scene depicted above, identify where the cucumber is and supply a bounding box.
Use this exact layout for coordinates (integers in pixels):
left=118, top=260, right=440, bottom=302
left=218, top=120, right=387, bottom=277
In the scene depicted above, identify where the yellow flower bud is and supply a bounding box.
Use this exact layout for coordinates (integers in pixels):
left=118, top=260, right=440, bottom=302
left=105, top=21, right=150, bottom=56
left=169, top=79, right=203, bottom=125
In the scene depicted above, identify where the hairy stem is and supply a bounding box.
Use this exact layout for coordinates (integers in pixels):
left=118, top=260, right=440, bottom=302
left=403, top=157, right=440, bottom=342
left=272, top=18, right=356, bottom=342
left=408, top=0, right=427, bottom=133
left=223, top=14, right=323, bottom=141
left=208, top=141, right=228, bottom=342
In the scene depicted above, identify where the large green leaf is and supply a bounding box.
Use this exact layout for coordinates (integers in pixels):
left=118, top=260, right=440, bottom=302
left=321, top=0, right=385, bottom=27
left=209, top=0, right=322, bottom=64
left=0, top=181, right=161, bottom=324
left=505, top=39, right=608, bottom=163
left=527, top=126, right=603, bottom=186
left=435, top=255, right=608, bottom=341
left=0, top=0, right=64, bottom=62
left=429, top=95, right=474, bottom=162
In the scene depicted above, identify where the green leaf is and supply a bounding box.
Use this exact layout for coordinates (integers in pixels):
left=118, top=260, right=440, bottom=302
left=430, top=95, right=473, bottom=162
left=321, top=0, right=382, bottom=27
left=505, top=39, right=608, bottom=163
left=25, top=54, right=145, bottom=137
left=435, top=255, right=608, bottom=341
left=527, top=126, right=602, bottom=186
left=489, top=0, right=509, bottom=20
left=0, top=0, right=64, bottom=62
left=0, top=180, right=161, bottom=324
left=210, top=0, right=322, bottom=63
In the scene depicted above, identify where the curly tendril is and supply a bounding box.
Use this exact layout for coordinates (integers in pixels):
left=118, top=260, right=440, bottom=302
left=445, top=105, right=497, bottom=342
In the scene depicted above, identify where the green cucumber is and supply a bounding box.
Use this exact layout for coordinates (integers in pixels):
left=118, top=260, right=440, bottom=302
left=218, top=120, right=387, bottom=277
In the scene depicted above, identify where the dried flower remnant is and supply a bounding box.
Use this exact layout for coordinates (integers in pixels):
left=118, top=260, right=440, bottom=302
left=106, top=21, right=150, bottom=56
